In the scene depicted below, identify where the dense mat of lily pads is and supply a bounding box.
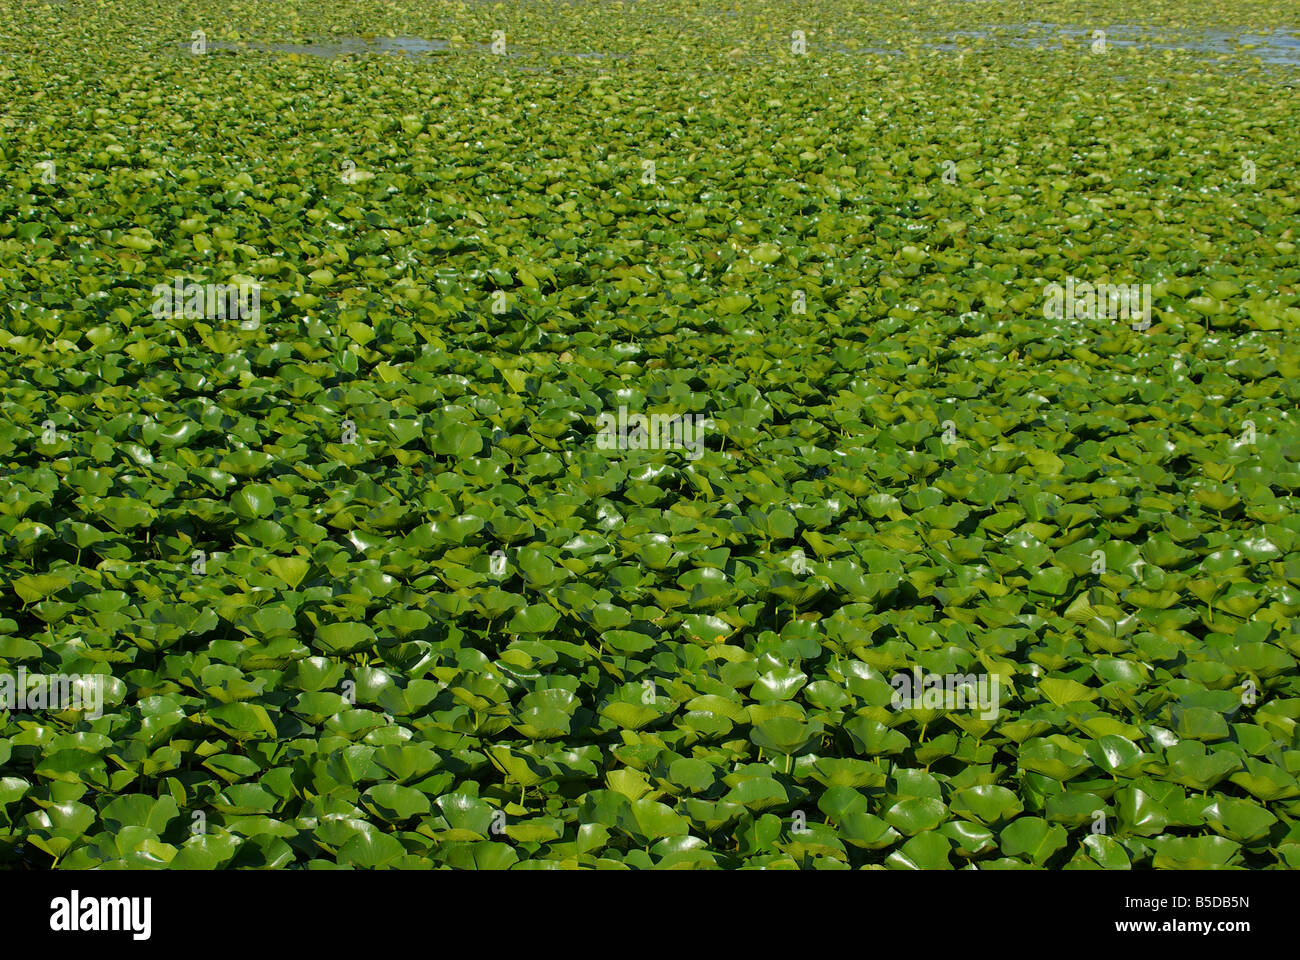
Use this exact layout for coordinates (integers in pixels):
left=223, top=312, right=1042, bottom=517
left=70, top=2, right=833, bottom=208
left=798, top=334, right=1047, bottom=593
left=1, top=0, right=1299, bottom=869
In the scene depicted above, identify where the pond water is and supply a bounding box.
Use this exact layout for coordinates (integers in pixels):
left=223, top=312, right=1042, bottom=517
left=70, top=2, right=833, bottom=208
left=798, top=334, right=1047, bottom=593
left=192, top=37, right=617, bottom=60
left=926, top=24, right=1300, bottom=64
left=179, top=26, right=1300, bottom=67
left=827, top=23, right=1299, bottom=64
left=206, top=37, right=452, bottom=56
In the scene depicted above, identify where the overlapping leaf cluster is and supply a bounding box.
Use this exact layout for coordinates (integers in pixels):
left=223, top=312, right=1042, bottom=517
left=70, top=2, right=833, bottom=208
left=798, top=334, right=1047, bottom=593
left=1, top=0, right=1299, bottom=869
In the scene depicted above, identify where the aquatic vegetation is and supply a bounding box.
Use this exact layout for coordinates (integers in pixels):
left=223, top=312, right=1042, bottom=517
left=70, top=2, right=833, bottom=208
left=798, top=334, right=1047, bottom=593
left=0, top=0, right=1298, bottom=870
